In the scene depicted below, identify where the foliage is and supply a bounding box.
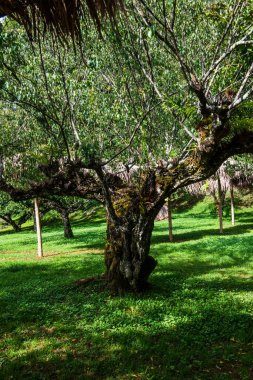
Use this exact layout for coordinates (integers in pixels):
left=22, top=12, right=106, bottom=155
left=0, top=192, right=27, bottom=217
left=0, top=2, right=251, bottom=192
left=0, top=18, right=175, bottom=174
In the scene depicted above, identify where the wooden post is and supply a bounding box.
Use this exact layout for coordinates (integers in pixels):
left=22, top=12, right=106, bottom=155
left=34, top=198, right=43, bottom=258
left=230, top=182, right=235, bottom=226
left=217, top=176, right=223, bottom=234
left=168, top=197, right=173, bottom=242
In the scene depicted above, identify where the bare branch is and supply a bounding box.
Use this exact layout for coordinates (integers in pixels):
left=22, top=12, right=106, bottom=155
left=2, top=62, right=22, bottom=84
left=203, top=31, right=253, bottom=83
left=205, top=64, right=220, bottom=96
left=135, top=4, right=202, bottom=96
left=0, top=161, right=103, bottom=202
left=140, top=64, right=164, bottom=99
left=170, top=0, right=177, bottom=30
left=181, top=121, right=198, bottom=142
left=133, top=38, right=164, bottom=100
left=178, top=138, right=194, bottom=161
left=102, top=101, right=162, bottom=166
left=169, top=109, right=198, bottom=142
left=162, top=0, right=168, bottom=41
left=56, top=43, right=81, bottom=147
left=211, top=0, right=244, bottom=65
left=37, top=31, right=59, bottom=119
left=230, top=61, right=253, bottom=109
left=229, top=82, right=253, bottom=110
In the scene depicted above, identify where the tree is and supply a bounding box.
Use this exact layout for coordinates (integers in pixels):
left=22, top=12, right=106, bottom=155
left=42, top=197, right=97, bottom=238
left=205, top=167, right=230, bottom=234
left=156, top=188, right=204, bottom=242
left=0, top=1, right=253, bottom=292
left=188, top=155, right=253, bottom=230
left=226, top=155, right=253, bottom=224
left=0, top=192, right=32, bottom=231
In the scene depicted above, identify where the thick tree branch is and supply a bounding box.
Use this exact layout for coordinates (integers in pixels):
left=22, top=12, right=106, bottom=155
left=148, top=124, right=253, bottom=220
left=0, top=160, right=103, bottom=202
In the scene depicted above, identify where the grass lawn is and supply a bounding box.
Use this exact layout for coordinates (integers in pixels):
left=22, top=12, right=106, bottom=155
left=0, top=203, right=252, bottom=379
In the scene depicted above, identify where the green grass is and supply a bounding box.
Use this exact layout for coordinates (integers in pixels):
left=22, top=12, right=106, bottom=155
left=0, top=203, right=253, bottom=379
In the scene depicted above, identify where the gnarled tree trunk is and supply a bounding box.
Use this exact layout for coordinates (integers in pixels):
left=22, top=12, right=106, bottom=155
left=61, top=210, right=74, bottom=238
left=104, top=215, right=157, bottom=293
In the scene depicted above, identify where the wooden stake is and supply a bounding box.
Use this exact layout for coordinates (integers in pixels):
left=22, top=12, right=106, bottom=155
left=217, top=176, right=223, bottom=234
left=34, top=198, right=43, bottom=258
left=168, top=197, right=173, bottom=242
left=230, top=182, right=235, bottom=226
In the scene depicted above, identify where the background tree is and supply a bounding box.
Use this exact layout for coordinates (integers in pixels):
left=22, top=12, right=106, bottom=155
left=42, top=197, right=98, bottom=238
left=206, top=167, right=230, bottom=234
left=227, top=155, right=253, bottom=224
left=0, top=192, right=31, bottom=231
left=156, top=187, right=204, bottom=242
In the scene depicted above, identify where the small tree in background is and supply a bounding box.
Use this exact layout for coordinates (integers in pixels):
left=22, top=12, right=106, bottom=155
left=227, top=156, right=253, bottom=223
left=206, top=166, right=230, bottom=234
left=157, top=187, right=204, bottom=242
left=42, top=197, right=98, bottom=238
left=0, top=192, right=32, bottom=232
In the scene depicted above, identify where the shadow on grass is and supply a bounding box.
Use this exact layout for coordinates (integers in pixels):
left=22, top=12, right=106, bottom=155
left=1, top=317, right=253, bottom=380
left=0, top=218, right=106, bottom=236
left=0, top=264, right=252, bottom=380
left=152, top=223, right=253, bottom=245
left=0, top=225, right=34, bottom=236
left=0, top=226, right=106, bottom=253
left=236, top=216, right=253, bottom=224
left=153, top=266, right=253, bottom=294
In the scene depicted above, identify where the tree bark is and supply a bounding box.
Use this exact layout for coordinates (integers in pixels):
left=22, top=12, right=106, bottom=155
left=61, top=210, right=74, bottom=238
left=230, top=182, right=235, bottom=226
left=33, top=210, right=37, bottom=232
left=217, top=176, right=223, bottom=234
left=104, top=215, right=157, bottom=293
left=34, top=198, right=43, bottom=258
left=1, top=215, right=21, bottom=232
left=167, top=197, right=173, bottom=242
left=17, top=211, right=32, bottom=227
